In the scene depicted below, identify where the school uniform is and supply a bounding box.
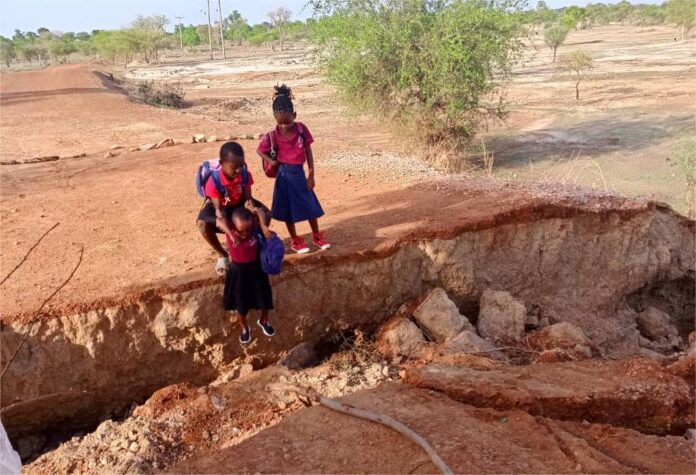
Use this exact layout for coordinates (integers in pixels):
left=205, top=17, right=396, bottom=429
left=257, top=123, right=324, bottom=223
left=197, top=169, right=268, bottom=232
left=222, top=230, right=273, bottom=315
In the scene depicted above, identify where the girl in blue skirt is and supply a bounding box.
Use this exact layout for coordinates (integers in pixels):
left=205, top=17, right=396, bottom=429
left=257, top=84, right=331, bottom=254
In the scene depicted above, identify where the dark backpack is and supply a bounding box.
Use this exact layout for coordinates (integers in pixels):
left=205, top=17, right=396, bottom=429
left=255, top=230, right=285, bottom=275
left=196, top=159, right=249, bottom=200
left=262, top=123, right=306, bottom=178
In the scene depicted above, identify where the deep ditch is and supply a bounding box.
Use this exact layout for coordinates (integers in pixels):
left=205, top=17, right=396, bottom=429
left=1, top=202, right=694, bottom=456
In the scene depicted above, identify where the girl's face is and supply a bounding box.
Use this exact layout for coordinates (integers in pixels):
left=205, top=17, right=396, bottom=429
left=274, top=111, right=297, bottom=133
left=221, top=154, right=244, bottom=179
left=233, top=218, right=253, bottom=239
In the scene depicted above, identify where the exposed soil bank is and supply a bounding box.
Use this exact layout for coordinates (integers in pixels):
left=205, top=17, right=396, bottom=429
left=1, top=201, right=693, bottom=444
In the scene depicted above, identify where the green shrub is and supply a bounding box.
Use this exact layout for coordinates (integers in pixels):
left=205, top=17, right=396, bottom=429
left=309, top=0, right=526, bottom=147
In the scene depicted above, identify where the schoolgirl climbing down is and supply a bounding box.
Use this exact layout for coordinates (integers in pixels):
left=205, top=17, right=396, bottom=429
left=257, top=84, right=331, bottom=254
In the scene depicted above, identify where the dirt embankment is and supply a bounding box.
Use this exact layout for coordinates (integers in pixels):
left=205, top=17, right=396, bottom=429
left=2, top=196, right=693, bottom=448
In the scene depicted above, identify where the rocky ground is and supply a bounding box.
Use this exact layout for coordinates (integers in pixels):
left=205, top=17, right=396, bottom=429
left=24, top=287, right=695, bottom=474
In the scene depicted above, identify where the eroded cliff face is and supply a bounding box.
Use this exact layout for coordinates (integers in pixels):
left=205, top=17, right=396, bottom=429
left=2, top=202, right=693, bottom=444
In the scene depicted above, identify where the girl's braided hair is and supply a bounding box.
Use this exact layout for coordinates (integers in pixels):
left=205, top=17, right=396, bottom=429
left=272, top=84, right=294, bottom=114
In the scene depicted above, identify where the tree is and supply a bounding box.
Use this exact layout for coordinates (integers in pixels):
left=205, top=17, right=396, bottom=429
left=544, top=25, right=569, bottom=62
left=182, top=25, right=201, bottom=49
left=562, top=50, right=593, bottom=100
left=226, top=10, right=250, bottom=45
left=0, top=37, right=16, bottom=67
left=612, top=0, right=632, bottom=24
left=267, top=7, right=292, bottom=50
left=561, top=6, right=587, bottom=30
left=129, top=15, right=169, bottom=63
left=666, top=0, right=695, bottom=39
left=309, top=0, right=526, bottom=147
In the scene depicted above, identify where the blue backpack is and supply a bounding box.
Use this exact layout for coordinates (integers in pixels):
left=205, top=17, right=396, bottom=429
left=255, top=230, right=285, bottom=275
left=196, top=159, right=249, bottom=199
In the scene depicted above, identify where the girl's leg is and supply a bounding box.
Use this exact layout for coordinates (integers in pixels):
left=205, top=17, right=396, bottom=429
left=260, top=309, right=270, bottom=325
left=236, top=312, right=249, bottom=330
left=197, top=220, right=228, bottom=258
left=285, top=221, right=298, bottom=238
left=308, top=219, right=320, bottom=234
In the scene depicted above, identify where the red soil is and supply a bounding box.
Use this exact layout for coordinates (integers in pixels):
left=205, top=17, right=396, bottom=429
left=0, top=64, right=676, bottom=323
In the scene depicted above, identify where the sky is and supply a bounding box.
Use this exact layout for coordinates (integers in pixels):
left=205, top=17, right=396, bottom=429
left=1, top=0, right=662, bottom=37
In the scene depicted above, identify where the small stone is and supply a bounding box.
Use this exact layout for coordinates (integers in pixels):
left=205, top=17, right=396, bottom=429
left=103, top=151, right=114, bottom=158
left=110, top=145, right=123, bottom=150
left=277, top=400, right=287, bottom=410
left=193, top=133, right=206, bottom=143
left=206, top=135, right=218, bottom=143
left=100, top=457, right=108, bottom=466
left=128, top=442, right=139, bottom=453
left=253, top=133, right=263, bottom=140
left=202, top=431, right=211, bottom=440
left=212, top=434, right=219, bottom=442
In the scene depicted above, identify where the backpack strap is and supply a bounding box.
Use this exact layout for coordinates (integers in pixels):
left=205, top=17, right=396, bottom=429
left=240, top=166, right=249, bottom=190
left=268, top=129, right=277, bottom=159
left=210, top=169, right=228, bottom=199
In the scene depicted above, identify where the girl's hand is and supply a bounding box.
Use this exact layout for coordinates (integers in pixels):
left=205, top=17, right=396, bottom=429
left=245, top=200, right=257, bottom=213
left=307, top=173, right=315, bottom=191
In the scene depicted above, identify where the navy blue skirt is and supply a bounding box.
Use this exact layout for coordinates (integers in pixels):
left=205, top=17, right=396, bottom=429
left=271, top=164, right=324, bottom=223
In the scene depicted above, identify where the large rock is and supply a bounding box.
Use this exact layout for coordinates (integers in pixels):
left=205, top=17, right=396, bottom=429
left=443, top=330, right=507, bottom=361
left=405, top=358, right=695, bottom=434
left=375, top=317, right=425, bottom=359
left=528, top=322, right=591, bottom=350
left=169, top=383, right=696, bottom=475
left=413, top=288, right=473, bottom=342
left=477, top=290, right=526, bottom=341
left=279, top=342, right=318, bottom=370
left=637, top=307, right=678, bottom=340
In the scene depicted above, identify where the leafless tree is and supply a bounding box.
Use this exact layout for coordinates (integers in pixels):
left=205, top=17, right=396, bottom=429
left=267, top=7, right=292, bottom=51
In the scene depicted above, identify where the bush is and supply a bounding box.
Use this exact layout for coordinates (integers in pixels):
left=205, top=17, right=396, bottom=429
left=309, top=0, right=526, bottom=147
left=130, top=80, right=186, bottom=108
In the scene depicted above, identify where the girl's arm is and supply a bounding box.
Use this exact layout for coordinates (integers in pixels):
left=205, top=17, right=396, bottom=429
left=306, top=144, right=315, bottom=190
left=212, top=197, right=236, bottom=241
left=246, top=201, right=272, bottom=239
left=257, top=150, right=278, bottom=167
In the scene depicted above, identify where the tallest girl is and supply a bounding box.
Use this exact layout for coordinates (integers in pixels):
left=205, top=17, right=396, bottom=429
left=257, top=84, right=331, bottom=254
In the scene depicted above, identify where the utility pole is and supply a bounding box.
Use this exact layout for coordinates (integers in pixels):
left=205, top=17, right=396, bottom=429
left=175, top=16, right=184, bottom=57
left=206, top=0, right=214, bottom=60
left=217, top=0, right=226, bottom=59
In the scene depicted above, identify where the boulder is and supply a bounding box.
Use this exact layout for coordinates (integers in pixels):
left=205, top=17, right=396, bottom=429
left=528, top=322, right=591, bottom=350
left=279, top=342, right=318, bottom=370
left=375, top=317, right=425, bottom=359
left=477, top=290, right=526, bottom=341
left=443, top=330, right=507, bottom=361
left=413, top=288, right=473, bottom=342
left=637, top=307, right=678, bottom=340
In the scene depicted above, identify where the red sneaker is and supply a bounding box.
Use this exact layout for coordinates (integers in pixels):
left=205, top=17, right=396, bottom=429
left=290, top=236, right=310, bottom=254
left=312, top=232, right=331, bottom=250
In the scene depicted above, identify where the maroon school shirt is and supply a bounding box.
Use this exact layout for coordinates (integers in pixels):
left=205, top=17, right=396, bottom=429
left=257, top=122, right=314, bottom=165
left=225, top=231, right=259, bottom=264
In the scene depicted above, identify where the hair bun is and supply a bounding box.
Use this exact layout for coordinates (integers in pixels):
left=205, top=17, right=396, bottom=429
left=274, top=84, right=293, bottom=99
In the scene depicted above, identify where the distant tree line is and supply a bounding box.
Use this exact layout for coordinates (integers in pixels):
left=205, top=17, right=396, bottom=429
left=527, top=0, right=695, bottom=38
left=0, top=9, right=313, bottom=68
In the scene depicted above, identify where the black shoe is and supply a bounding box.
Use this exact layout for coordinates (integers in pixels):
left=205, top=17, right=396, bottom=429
left=239, top=326, right=252, bottom=344
left=257, top=319, right=275, bottom=337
